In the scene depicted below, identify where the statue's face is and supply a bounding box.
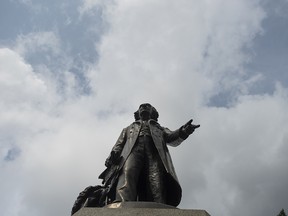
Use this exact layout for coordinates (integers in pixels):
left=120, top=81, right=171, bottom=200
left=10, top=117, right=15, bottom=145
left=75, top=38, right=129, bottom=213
left=138, top=103, right=152, bottom=120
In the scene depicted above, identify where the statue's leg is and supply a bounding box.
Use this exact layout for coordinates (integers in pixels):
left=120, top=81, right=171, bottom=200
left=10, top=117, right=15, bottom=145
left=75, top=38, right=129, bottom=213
left=144, top=141, right=167, bottom=204
left=115, top=140, right=144, bottom=202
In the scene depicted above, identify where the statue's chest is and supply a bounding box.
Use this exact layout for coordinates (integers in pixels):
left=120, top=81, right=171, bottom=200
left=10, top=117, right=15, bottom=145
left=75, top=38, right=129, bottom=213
left=128, top=123, right=163, bottom=139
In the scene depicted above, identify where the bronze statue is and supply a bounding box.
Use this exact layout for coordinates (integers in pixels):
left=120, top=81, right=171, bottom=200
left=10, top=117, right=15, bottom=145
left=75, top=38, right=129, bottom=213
left=71, top=103, right=200, bottom=215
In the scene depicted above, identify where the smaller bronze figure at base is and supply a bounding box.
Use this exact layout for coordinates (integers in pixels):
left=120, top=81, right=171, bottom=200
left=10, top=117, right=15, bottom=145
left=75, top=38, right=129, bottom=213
left=71, top=103, right=200, bottom=215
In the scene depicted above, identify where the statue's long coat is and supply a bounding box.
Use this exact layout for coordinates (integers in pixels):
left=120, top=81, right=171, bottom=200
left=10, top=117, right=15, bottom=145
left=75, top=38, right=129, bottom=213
left=111, top=119, right=184, bottom=206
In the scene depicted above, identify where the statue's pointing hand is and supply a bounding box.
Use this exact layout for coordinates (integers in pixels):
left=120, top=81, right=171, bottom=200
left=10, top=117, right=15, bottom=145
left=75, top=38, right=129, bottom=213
left=180, top=119, right=200, bottom=139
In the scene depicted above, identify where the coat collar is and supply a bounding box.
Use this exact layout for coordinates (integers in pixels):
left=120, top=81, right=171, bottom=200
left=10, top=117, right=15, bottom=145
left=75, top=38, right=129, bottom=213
left=134, top=119, right=158, bottom=125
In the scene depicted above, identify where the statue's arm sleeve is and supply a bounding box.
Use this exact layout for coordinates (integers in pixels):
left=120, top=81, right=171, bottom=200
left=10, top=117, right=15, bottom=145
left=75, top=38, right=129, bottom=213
left=111, top=127, right=127, bottom=154
left=163, top=127, right=184, bottom=147
left=105, top=128, right=127, bottom=167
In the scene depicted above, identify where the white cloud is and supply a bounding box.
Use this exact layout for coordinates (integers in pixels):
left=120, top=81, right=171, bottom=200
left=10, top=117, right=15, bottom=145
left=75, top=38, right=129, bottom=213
left=86, top=0, right=266, bottom=117
left=186, top=85, right=288, bottom=216
left=0, top=48, right=47, bottom=104
left=12, top=30, right=94, bottom=100
left=0, top=48, right=53, bottom=161
left=15, top=31, right=61, bottom=57
left=0, top=48, right=51, bottom=215
left=79, top=0, right=114, bottom=15
left=0, top=47, right=130, bottom=216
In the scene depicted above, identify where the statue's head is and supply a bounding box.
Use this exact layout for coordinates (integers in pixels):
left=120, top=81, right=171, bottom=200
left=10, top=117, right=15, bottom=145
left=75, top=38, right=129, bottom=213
left=134, top=103, right=159, bottom=121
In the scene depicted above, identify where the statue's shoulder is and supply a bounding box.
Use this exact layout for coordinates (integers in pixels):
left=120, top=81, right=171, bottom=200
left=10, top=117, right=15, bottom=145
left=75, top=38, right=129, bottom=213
left=128, top=121, right=141, bottom=128
left=149, top=120, right=163, bottom=129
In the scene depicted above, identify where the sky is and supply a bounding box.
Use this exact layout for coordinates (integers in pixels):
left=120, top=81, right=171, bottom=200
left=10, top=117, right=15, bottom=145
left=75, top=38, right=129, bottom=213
left=0, top=0, right=288, bottom=216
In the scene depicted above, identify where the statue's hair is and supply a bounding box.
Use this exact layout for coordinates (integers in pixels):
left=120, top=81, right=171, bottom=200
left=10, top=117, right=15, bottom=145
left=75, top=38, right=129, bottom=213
left=134, top=105, right=159, bottom=121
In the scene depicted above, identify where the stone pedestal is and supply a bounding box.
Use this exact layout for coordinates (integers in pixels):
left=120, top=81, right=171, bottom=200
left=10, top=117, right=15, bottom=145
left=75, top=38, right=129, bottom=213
left=73, top=202, right=211, bottom=216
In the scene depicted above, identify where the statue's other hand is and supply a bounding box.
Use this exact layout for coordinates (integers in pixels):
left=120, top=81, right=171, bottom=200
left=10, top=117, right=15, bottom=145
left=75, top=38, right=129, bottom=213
left=105, top=151, right=121, bottom=167
left=181, top=119, right=200, bottom=139
left=105, top=157, right=112, bottom=167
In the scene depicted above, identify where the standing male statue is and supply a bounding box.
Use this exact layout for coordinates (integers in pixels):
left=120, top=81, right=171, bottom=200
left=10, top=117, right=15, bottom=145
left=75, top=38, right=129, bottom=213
left=71, top=103, right=200, bottom=214
left=104, top=103, right=200, bottom=206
